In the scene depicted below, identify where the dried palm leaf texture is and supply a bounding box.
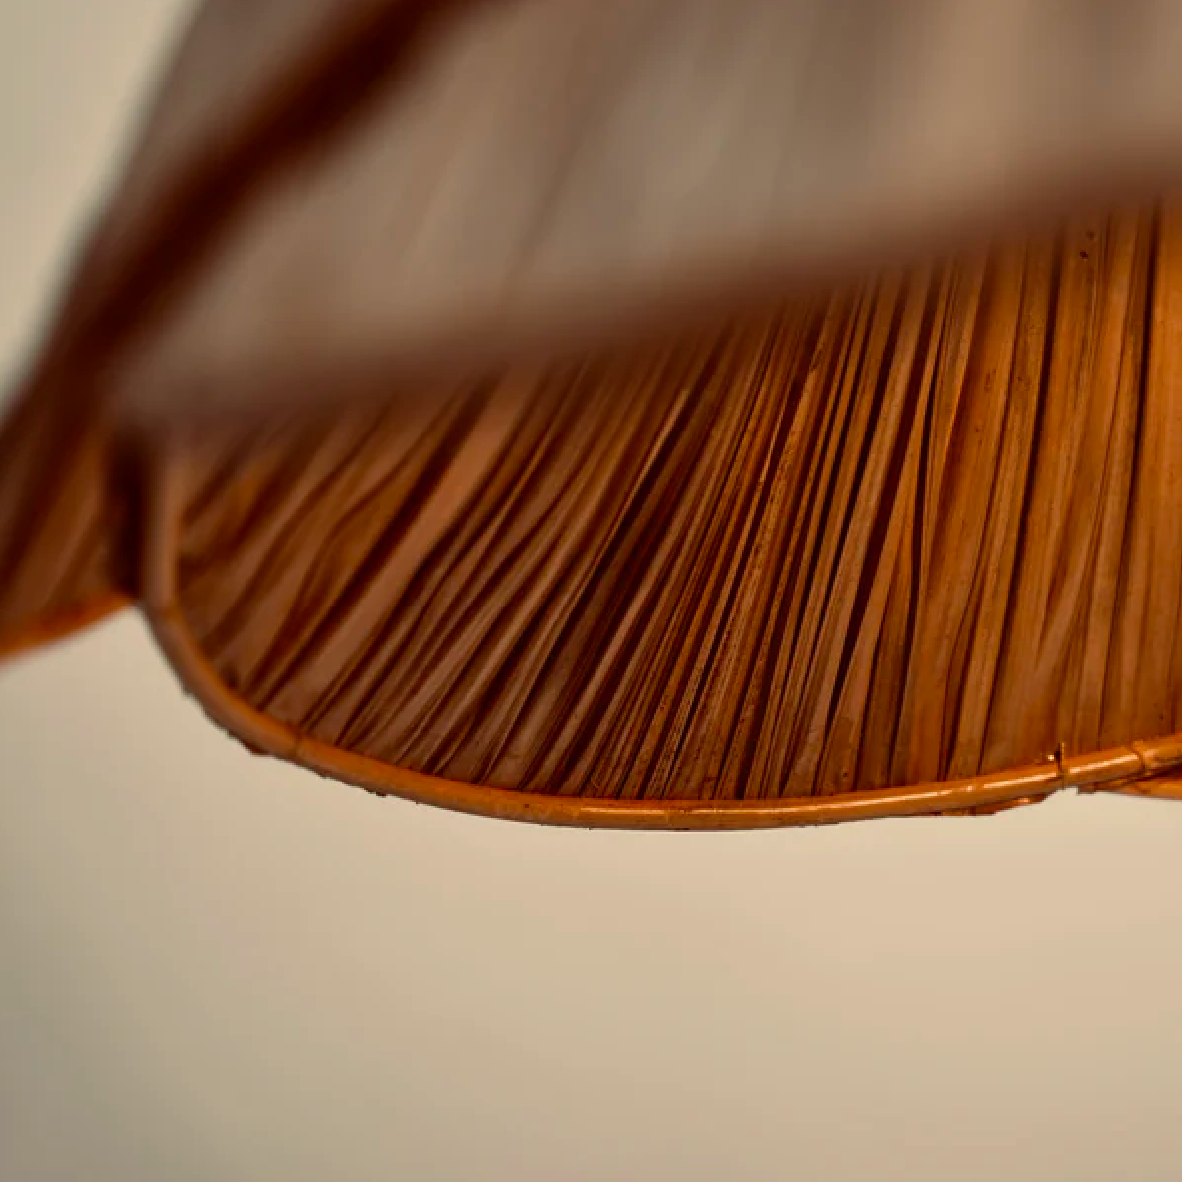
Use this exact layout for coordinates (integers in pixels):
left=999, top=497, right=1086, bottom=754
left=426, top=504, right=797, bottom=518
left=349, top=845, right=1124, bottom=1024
left=7, top=0, right=1182, bottom=827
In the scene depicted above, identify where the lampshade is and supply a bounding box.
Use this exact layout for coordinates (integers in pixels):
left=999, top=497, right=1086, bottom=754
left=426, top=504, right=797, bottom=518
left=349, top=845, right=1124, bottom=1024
left=5, top=0, right=1182, bottom=827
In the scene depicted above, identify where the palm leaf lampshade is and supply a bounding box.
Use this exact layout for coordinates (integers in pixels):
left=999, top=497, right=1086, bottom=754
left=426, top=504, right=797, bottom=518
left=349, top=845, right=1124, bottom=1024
left=6, top=0, right=1182, bottom=827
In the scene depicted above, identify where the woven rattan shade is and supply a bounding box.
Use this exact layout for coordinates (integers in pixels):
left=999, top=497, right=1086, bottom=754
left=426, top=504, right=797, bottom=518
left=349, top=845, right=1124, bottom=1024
left=6, top=0, right=1182, bottom=826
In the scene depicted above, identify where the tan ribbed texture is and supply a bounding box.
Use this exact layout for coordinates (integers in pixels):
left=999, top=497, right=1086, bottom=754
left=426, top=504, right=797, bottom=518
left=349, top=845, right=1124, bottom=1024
left=7, top=1, right=1182, bottom=825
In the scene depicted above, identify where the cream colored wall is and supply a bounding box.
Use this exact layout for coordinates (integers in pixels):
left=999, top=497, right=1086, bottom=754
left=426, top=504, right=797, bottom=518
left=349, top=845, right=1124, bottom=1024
left=3, top=5, right=1182, bottom=1180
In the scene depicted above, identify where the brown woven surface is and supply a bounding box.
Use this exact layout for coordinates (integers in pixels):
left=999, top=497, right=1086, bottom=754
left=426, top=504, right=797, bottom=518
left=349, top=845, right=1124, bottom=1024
left=7, top=1, right=1182, bottom=825
left=126, top=206, right=1182, bottom=816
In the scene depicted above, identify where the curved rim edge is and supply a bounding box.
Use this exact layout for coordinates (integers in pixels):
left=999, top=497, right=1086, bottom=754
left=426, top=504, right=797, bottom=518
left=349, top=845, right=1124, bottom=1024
left=0, top=592, right=132, bottom=665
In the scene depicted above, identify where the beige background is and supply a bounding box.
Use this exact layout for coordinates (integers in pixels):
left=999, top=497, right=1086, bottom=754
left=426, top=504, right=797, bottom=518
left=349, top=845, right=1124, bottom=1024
left=4, top=3, right=1182, bottom=1179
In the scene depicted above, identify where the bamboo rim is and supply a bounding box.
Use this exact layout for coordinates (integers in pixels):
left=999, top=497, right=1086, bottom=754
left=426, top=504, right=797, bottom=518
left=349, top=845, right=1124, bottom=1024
left=137, top=443, right=1182, bottom=829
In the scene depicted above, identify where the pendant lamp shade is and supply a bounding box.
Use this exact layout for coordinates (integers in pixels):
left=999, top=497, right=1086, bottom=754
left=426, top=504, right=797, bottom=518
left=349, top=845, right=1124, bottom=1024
left=6, top=0, right=1182, bottom=826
